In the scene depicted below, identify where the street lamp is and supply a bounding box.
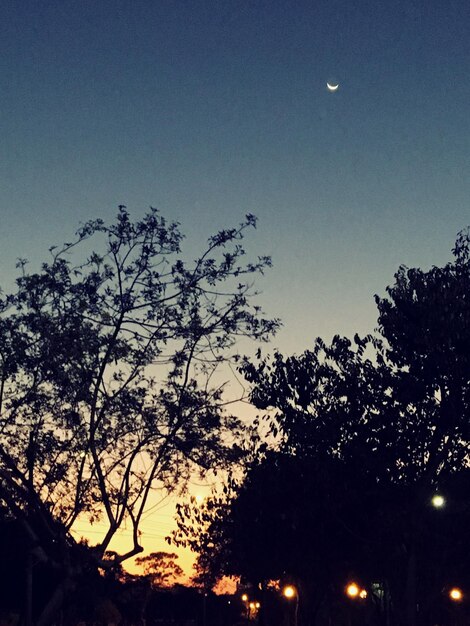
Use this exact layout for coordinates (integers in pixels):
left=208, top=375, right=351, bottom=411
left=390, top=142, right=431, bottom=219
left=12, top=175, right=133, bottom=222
left=282, top=585, right=299, bottom=626
left=449, top=587, right=463, bottom=602
left=240, top=593, right=250, bottom=619
left=245, top=600, right=261, bottom=620
left=283, top=585, right=299, bottom=626
left=346, top=583, right=360, bottom=598
left=346, top=582, right=368, bottom=600
left=431, top=494, right=445, bottom=508
left=345, top=582, right=368, bottom=626
left=283, top=585, right=296, bottom=599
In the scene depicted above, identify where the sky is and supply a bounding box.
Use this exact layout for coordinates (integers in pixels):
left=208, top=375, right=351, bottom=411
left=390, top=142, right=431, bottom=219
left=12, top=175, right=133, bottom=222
left=2, top=0, right=470, bottom=579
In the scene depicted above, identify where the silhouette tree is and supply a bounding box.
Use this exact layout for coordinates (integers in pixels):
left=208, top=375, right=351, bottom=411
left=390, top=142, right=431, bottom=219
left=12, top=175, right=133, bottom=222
left=0, top=207, right=278, bottom=625
left=177, top=227, right=470, bottom=626
left=135, top=551, right=184, bottom=588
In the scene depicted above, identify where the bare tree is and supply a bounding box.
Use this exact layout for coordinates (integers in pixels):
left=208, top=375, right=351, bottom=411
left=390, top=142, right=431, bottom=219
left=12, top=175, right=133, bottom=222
left=0, top=207, right=278, bottom=624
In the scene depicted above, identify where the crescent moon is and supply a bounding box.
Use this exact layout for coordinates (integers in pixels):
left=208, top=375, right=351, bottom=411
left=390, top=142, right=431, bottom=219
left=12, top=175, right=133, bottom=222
left=327, top=82, right=339, bottom=92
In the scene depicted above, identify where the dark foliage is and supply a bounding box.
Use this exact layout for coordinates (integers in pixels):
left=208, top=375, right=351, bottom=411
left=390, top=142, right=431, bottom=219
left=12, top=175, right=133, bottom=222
left=0, top=207, right=278, bottom=625
left=176, top=228, right=470, bottom=626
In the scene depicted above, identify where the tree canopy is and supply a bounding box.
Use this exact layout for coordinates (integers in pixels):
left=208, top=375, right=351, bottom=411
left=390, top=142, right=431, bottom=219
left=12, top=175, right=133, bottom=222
left=176, top=228, right=470, bottom=626
left=135, top=551, right=184, bottom=588
left=0, top=207, right=278, bottom=625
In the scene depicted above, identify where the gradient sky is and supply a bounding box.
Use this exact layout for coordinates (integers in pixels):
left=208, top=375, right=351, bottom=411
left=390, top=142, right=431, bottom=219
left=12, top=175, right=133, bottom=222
left=2, top=0, right=470, bottom=577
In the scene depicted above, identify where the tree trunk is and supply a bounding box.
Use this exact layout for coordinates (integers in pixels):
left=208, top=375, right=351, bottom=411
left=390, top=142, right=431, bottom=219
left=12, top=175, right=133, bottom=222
left=405, top=548, right=417, bottom=626
left=25, top=551, right=33, bottom=626
left=35, top=576, right=75, bottom=626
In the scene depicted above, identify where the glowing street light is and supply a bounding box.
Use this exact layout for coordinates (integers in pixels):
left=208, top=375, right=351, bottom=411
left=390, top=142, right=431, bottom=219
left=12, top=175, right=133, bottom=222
left=283, top=585, right=299, bottom=626
left=346, top=583, right=360, bottom=598
left=431, top=494, right=445, bottom=508
left=345, top=582, right=368, bottom=600
left=449, top=587, right=463, bottom=602
left=246, top=600, right=261, bottom=619
left=240, top=593, right=250, bottom=619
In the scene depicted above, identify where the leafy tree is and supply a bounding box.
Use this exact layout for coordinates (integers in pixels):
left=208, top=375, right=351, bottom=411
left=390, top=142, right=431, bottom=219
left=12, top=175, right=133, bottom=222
left=135, top=551, right=184, bottom=588
left=244, top=227, right=470, bottom=489
left=375, top=229, right=470, bottom=482
left=178, top=228, right=470, bottom=626
left=0, top=207, right=278, bottom=625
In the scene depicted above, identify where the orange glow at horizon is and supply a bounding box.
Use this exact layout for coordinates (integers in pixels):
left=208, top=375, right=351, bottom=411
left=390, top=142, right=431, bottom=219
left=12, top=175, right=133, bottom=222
left=70, top=492, right=196, bottom=583
left=69, top=403, right=257, bottom=588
